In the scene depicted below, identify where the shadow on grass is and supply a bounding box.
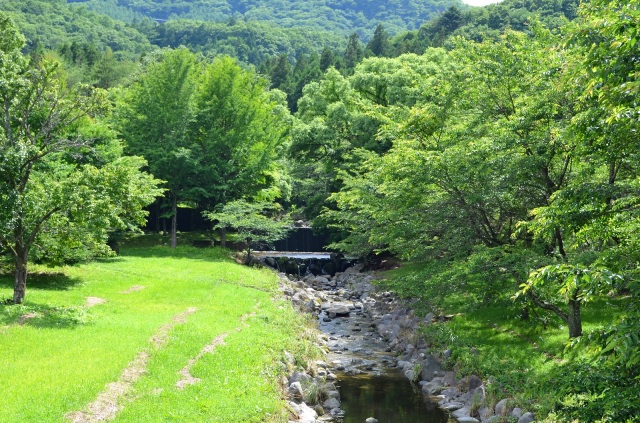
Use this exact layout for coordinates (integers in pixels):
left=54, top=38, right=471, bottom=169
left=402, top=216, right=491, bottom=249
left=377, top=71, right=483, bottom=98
left=119, top=245, right=234, bottom=263
left=0, top=301, right=92, bottom=328
left=0, top=271, right=83, bottom=291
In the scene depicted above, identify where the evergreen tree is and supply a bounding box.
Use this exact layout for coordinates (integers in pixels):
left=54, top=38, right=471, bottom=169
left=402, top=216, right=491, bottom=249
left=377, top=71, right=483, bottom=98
left=319, top=47, right=335, bottom=72
left=343, top=32, right=363, bottom=74
left=366, top=24, right=390, bottom=57
left=268, top=53, right=292, bottom=90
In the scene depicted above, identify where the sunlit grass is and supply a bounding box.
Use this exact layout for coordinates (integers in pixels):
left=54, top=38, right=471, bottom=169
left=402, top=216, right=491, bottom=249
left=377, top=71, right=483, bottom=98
left=0, top=245, right=318, bottom=422
left=379, top=261, right=627, bottom=416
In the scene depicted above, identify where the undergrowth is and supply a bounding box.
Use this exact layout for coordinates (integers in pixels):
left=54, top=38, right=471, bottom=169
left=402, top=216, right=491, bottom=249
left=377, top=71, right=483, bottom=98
left=378, top=262, right=638, bottom=422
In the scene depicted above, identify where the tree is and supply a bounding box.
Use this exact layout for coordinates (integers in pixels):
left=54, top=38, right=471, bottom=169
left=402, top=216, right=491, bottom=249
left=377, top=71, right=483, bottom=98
left=192, top=56, right=291, bottom=243
left=119, top=51, right=291, bottom=247
left=319, top=47, right=335, bottom=72
left=118, top=48, right=198, bottom=248
left=204, top=200, right=292, bottom=257
left=343, top=32, right=363, bottom=73
left=366, top=24, right=390, bottom=57
left=0, top=14, right=162, bottom=304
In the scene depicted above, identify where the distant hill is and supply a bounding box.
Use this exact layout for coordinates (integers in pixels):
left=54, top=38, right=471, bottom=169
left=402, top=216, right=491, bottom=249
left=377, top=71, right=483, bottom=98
left=72, top=0, right=465, bottom=39
left=0, top=0, right=152, bottom=57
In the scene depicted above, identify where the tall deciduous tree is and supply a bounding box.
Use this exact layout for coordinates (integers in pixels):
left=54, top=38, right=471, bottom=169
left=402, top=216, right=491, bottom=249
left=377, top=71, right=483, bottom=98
left=118, top=47, right=197, bottom=248
left=0, top=14, right=162, bottom=304
left=193, top=56, right=291, bottom=244
left=119, top=51, right=291, bottom=247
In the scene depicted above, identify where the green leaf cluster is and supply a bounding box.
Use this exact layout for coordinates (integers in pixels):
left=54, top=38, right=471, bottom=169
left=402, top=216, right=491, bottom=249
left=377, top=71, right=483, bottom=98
left=0, top=13, right=164, bottom=303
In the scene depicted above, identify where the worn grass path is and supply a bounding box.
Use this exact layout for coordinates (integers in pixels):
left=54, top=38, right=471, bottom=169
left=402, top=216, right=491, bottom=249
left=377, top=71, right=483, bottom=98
left=0, top=246, right=317, bottom=423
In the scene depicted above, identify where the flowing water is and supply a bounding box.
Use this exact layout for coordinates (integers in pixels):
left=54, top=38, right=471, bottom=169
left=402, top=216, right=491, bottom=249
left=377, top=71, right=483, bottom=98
left=320, top=305, right=451, bottom=423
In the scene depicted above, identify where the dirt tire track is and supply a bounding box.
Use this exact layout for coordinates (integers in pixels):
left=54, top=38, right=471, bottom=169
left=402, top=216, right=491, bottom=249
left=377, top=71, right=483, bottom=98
left=120, top=285, right=145, bottom=294
left=175, top=303, right=260, bottom=390
left=65, top=307, right=198, bottom=423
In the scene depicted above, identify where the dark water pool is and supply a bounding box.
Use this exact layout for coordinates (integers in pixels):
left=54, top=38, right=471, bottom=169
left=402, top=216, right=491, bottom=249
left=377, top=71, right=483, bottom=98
left=338, top=371, right=450, bottom=423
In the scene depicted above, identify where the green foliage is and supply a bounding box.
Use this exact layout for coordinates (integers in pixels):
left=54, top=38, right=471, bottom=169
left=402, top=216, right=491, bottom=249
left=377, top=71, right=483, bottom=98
left=0, top=0, right=152, bottom=57
left=0, top=15, right=163, bottom=303
left=546, top=360, right=640, bottom=422
left=79, top=0, right=461, bottom=39
left=150, top=18, right=344, bottom=67
left=204, top=200, right=292, bottom=251
left=117, top=48, right=291, bottom=246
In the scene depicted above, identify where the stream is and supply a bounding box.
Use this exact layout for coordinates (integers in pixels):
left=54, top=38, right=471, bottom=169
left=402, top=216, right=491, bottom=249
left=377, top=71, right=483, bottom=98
left=319, top=294, right=451, bottom=423
left=260, top=251, right=455, bottom=423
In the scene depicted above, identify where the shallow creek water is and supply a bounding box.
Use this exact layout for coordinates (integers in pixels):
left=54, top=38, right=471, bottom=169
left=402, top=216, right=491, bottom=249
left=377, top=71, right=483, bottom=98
left=318, top=293, right=452, bottom=423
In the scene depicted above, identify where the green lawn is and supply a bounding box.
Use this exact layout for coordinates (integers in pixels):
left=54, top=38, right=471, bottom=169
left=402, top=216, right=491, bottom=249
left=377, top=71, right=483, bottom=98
left=0, top=246, right=318, bottom=423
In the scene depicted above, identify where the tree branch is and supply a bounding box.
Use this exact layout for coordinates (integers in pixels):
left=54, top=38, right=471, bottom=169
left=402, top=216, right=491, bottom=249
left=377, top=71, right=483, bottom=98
left=527, top=289, right=569, bottom=324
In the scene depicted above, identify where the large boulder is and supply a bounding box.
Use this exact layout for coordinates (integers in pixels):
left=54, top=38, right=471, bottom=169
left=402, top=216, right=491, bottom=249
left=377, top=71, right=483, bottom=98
left=326, top=305, right=351, bottom=318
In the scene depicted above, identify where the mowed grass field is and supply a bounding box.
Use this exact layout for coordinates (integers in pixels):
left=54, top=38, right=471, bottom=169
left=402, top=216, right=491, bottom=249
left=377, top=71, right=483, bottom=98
left=0, top=246, right=318, bottom=423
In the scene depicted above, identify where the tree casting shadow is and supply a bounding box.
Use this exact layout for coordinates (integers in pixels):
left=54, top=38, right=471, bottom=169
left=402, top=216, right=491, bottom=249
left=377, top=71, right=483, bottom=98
left=0, top=271, right=83, bottom=291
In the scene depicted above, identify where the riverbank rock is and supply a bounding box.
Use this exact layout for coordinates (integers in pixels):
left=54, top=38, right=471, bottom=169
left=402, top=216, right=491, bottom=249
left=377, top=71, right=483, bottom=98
left=274, top=260, right=538, bottom=423
left=518, top=412, right=535, bottom=423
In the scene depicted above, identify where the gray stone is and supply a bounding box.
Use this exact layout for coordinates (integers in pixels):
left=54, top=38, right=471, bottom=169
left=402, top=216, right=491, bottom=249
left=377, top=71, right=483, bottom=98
left=440, top=387, right=460, bottom=400
left=330, top=408, right=345, bottom=418
left=326, top=390, right=340, bottom=399
left=512, top=407, right=523, bottom=418
left=452, top=407, right=470, bottom=418
left=323, top=398, right=341, bottom=410
left=478, top=406, right=492, bottom=421
left=421, top=379, right=444, bottom=395
left=424, top=312, right=434, bottom=324
left=443, top=371, right=456, bottom=385
left=365, top=418, right=379, bottom=423
left=517, top=412, right=535, bottom=423
left=456, top=418, right=480, bottom=423
left=326, top=305, right=351, bottom=318
left=441, top=402, right=465, bottom=411
left=404, top=369, right=415, bottom=381
left=288, top=381, right=304, bottom=400
left=495, top=398, right=510, bottom=416
left=468, top=374, right=482, bottom=390
left=289, top=371, right=311, bottom=384
left=483, top=417, right=502, bottom=423
left=288, top=401, right=317, bottom=423
left=298, top=403, right=319, bottom=423
left=420, top=354, right=442, bottom=381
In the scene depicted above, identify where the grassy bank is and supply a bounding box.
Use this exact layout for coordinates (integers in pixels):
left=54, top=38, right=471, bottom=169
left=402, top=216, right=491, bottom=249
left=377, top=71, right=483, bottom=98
left=378, top=262, right=637, bottom=422
left=0, top=245, right=319, bottom=422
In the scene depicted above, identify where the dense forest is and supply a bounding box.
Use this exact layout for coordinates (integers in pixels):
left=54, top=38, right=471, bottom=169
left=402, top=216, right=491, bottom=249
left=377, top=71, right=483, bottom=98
left=72, top=0, right=462, bottom=36
left=1, top=0, right=639, bottom=421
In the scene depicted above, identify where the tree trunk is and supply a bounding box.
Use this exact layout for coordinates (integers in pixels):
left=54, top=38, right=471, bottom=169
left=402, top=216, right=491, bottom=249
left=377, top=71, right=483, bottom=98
left=567, top=299, right=582, bottom=338
left=155, top=200, right=161, bottom=232
left=13, top=249, right=28, bottom=304
left=219, top=227, right=226, bottom=248
left=170, top=194, right=177, bottom=249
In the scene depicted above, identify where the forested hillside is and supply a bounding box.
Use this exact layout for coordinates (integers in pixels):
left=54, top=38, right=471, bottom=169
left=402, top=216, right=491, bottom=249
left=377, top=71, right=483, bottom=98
left=73, top=0, right=463, bottom=36
left=0, top=0, right=151, bottom=56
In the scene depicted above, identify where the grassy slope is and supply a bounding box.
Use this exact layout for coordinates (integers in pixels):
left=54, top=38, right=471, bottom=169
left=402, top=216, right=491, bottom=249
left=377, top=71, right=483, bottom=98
left=0, top=246, right=317, bottom=423
left=379, top=262, right=626, bottom=417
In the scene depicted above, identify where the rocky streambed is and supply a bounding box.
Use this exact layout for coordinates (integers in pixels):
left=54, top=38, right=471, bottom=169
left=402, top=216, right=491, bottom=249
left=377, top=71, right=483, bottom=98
left=269, top=257, right=537, bottom=423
